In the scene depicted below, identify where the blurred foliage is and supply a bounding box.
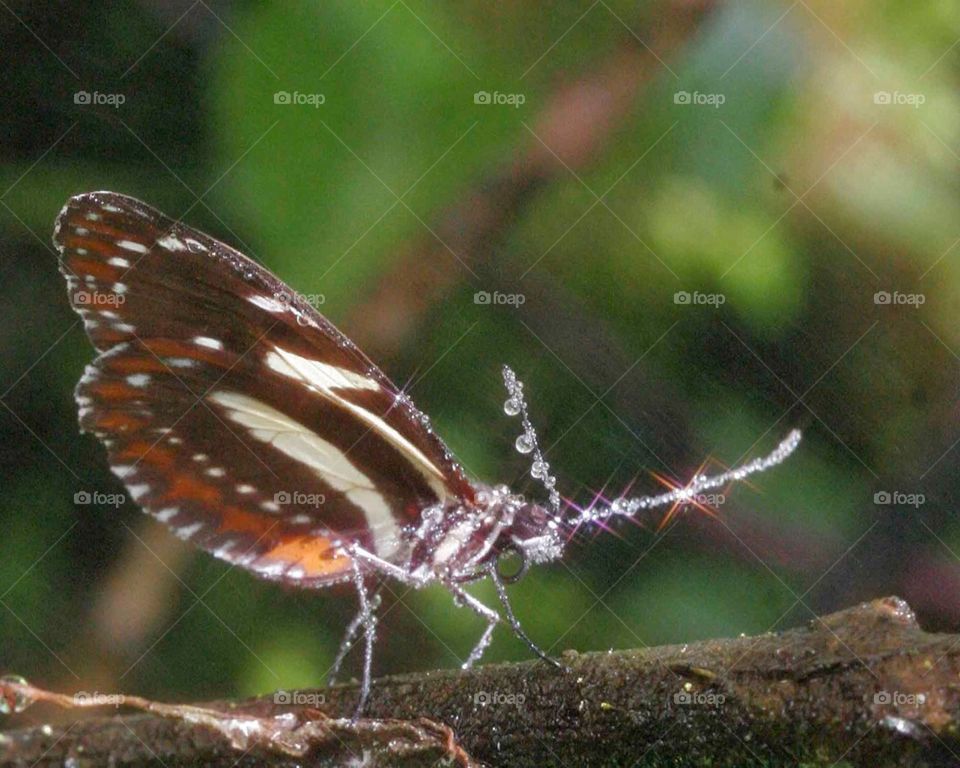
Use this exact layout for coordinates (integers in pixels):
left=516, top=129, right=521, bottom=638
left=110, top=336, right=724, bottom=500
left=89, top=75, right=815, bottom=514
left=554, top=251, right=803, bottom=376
left=2, top=0, right=960, bottom=715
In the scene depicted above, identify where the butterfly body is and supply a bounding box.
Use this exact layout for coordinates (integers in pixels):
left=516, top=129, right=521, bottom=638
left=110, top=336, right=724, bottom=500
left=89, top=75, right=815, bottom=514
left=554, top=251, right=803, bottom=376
left=404, top=487, right=562, bottom=584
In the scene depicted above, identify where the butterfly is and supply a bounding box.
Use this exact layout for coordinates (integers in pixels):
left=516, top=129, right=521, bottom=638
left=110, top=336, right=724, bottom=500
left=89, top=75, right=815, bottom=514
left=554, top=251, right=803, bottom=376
left=54, top=191, right=801, bottom=714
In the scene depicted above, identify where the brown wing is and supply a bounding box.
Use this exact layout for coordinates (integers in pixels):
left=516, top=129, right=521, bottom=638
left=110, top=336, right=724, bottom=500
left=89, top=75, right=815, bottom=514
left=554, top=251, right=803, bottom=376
left=55, top=191, right=476, bottom=586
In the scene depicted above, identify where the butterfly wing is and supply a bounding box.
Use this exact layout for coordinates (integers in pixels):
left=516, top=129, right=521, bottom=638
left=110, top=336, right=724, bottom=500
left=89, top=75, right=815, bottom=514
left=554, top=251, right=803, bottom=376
left=55, top=191, right=475, bottom=586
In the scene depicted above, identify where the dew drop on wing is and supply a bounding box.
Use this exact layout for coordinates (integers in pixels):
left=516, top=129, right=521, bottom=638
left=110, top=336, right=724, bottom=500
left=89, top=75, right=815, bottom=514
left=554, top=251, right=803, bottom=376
left=0, top=675, right=33, bottom=714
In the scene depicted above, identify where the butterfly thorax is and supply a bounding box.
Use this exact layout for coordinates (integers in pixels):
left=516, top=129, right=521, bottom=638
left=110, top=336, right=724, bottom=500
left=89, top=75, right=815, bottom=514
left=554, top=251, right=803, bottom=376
left=404, top=485, right=563, bottom=583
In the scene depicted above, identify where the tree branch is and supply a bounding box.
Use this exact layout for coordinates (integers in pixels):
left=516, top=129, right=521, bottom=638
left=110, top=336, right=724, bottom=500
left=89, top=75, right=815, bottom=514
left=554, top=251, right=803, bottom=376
left=2, top=597, right=958, bottom=766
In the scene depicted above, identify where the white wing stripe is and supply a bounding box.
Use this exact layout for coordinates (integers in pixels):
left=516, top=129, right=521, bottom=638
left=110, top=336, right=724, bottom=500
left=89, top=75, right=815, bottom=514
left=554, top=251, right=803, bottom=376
left=208, top=391, right=400, bottom=557
left=265, top=347, right=449, bottom=500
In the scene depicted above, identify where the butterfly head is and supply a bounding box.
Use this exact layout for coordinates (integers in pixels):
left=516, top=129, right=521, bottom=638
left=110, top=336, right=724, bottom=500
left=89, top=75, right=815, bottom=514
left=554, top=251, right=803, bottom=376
left=488, top=497, right=565, bottom=583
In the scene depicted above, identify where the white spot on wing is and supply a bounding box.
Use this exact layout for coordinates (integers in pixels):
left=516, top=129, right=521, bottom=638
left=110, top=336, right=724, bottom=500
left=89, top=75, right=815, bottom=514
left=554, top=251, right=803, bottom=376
left=155, top=507, right=178, bottom=523
left=193, top=336, right=224, bottom=351
left=107, top=257, right=131, bottom=268
left=177, top=522, right=203, bottom=540
left=247, top=295, right=287, bottom=313
left=117, top=239, right=149, bottom=254
left=253, top=560, right=286, bottom=577
left=157, top=234, right=188, bottom=251
left=126, top=374, right=151, bottom=388
left=213, top=540, right=237, bottom=558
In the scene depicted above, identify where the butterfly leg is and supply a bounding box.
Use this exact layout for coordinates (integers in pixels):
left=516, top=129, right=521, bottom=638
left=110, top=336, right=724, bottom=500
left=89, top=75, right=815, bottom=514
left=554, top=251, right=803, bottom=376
left=347, top=545, right=432, bottom=588
left=448, top=585, right=501, bottom=669
left=328, top=590, right=382, bottom=687
left=489, top=567, right=565, bottom=671
left=350, top=559, right=378, bottom=720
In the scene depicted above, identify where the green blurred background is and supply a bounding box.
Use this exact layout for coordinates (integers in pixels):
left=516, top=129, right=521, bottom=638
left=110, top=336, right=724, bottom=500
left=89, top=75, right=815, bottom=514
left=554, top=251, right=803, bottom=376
left=2, top=0, right=960, bottom=713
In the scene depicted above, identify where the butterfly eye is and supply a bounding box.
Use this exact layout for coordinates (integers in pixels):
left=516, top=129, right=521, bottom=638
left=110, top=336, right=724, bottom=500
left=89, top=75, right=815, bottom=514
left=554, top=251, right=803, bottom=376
left=495, top=544, right=528, bottom=584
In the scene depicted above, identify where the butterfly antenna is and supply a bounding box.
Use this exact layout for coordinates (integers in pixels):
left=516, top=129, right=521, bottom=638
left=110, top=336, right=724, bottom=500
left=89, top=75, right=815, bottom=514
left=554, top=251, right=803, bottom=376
left=577, top=429, right=803, bottom=528
left=501, top=366, right=562, bottom=518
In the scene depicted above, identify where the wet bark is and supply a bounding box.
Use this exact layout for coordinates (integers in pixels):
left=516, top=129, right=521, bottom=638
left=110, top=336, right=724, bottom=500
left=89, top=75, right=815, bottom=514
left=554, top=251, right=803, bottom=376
left=2, top=597, right=959, bottom=767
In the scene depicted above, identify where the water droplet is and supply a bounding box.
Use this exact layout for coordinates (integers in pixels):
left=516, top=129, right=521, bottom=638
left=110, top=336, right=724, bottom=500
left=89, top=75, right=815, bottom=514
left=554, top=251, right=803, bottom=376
left=0, top=675, right=32, bottom=714
left=515, top=434, right=534, bottom=454
left=531, top=460, right=546, bottom=479
left=503, top=398, right=521, bottom=416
